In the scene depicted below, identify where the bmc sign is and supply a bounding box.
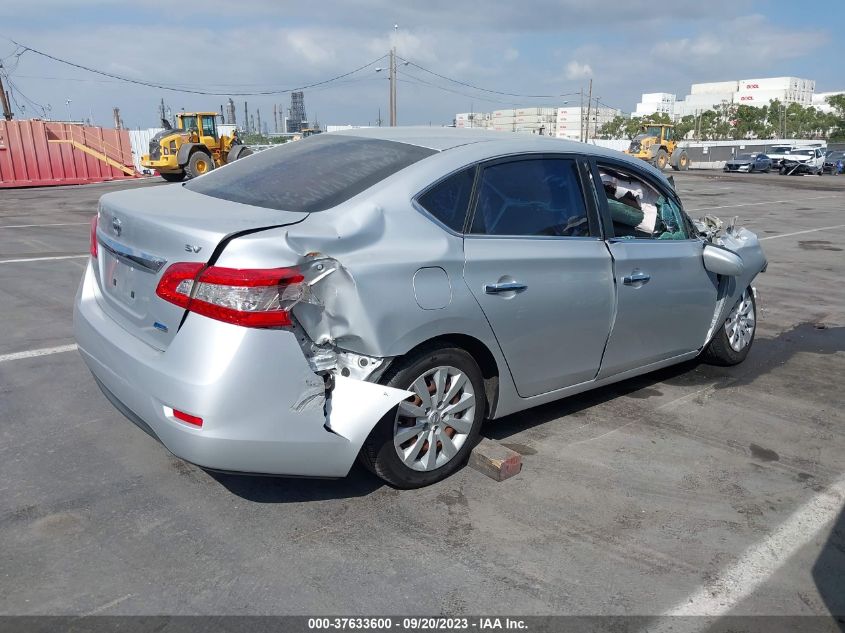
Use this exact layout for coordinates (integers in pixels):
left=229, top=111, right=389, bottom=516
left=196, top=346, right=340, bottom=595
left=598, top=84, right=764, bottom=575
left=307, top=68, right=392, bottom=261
left=746, top=83, right=760, bottom=89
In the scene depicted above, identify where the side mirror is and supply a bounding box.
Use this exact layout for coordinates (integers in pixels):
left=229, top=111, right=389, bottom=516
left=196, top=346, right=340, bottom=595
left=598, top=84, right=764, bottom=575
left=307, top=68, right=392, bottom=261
left=703, top=244, right=744, bottom=276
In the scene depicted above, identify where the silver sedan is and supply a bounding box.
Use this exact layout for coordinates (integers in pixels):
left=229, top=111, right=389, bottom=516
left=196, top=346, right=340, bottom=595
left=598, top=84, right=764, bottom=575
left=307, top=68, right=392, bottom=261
left=74, top=128, right=767, bottom=488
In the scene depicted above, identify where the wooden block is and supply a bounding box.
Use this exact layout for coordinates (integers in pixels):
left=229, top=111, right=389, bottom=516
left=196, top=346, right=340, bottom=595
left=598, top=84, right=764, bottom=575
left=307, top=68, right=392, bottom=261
left=468, top=438, right=523, bottom=482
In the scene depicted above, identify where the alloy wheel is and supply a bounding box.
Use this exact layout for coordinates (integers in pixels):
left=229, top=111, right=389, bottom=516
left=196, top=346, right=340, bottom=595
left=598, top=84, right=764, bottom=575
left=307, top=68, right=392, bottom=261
left=725, top=289, right=755, bottom=352
left=393, top=365, right=476, bottom=472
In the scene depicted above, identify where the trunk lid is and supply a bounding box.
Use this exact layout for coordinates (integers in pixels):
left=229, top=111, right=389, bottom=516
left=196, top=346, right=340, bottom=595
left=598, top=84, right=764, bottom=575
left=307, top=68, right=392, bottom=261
left=94, top=184, right=308, bottom=350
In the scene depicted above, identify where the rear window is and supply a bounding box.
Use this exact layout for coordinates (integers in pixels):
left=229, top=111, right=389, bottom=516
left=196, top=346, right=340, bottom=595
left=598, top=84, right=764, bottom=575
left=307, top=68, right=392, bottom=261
left=185, top=134, right=436, bottom=212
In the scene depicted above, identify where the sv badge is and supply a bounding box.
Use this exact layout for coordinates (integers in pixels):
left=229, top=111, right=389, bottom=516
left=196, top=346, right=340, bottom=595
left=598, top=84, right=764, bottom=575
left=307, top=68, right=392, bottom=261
left=184, top=244, right=202, bottom=253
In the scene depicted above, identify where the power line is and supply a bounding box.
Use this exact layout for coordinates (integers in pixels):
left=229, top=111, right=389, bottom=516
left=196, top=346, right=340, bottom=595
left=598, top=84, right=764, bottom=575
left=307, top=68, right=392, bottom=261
left=397, top=55, right=581, bottom=100
left=5, top=38, right=387, bottom=96
left=397, top=69, right=523, bottom=106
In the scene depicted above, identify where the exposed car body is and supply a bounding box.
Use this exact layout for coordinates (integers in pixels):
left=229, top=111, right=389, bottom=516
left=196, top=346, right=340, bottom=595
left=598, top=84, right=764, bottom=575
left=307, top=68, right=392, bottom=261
left=74, top=128, right=767, bottom=487
left=723, top=153, right=772, bottom=173
left=822, top=151, right=845, bottom=175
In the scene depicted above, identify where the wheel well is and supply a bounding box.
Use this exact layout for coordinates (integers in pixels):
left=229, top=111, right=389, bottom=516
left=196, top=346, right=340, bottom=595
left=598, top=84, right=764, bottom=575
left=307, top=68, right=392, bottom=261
left=398, top=334, right=500, bottom=419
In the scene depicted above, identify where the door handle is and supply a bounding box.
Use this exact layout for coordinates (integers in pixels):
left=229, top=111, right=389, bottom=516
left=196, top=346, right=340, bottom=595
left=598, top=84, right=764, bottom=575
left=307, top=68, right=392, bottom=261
left=623, top=272, right=651, bottom=286
left=484, top=281, right=528, bottom=294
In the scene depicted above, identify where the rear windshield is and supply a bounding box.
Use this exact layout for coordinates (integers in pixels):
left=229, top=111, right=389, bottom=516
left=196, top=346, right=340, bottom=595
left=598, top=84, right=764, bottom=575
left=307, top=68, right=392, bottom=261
left=185, top=134, right=436, bottom=212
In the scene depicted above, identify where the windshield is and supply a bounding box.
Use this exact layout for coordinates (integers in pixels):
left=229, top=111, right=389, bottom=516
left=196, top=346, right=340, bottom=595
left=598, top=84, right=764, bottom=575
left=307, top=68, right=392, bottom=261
left=735, top=154, right=754, bottom=160
left=828, top=152, right=845, bottom=160
left=644, top=126, right=663, bottom=138
left=178, top=115, right=198, bottom=131
left=185, top=134, right=436, bottom=212
left=769, top=146, right=791, bottom=153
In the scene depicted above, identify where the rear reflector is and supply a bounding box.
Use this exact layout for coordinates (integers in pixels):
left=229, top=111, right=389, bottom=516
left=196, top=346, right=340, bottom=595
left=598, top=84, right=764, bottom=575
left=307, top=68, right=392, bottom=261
left=90, top=215, right=99, bottom=259
left=155, top=263, right=305, bottom=328
left=172, top=409, right=203, bottom=427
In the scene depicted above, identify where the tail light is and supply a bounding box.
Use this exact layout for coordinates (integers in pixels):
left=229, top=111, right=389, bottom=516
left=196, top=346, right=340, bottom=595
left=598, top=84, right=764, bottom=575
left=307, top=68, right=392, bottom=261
left=90, top=215, right=99, bottom=258
left=156, top=263, right=305, bottom=328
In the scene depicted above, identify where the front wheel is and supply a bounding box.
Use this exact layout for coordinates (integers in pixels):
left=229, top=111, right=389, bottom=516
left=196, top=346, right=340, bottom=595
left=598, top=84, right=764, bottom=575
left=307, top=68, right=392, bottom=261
left=185, top=151, right=214, bottom=179
left=702, top=288, right=756, bottom=366
left=654, top=149, right=669, bottom=170
left=359, top=346, right=486, bottom=488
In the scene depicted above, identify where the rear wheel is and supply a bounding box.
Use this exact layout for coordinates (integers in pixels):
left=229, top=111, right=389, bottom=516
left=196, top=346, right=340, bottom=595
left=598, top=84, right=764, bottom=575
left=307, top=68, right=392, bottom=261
left=160, top=171, right=185, bottom=182
left=185, top=151, right=213, bottom=179
left=360, top=345, right=486, bottom=488
left=702, top=288, right=756, bottom=366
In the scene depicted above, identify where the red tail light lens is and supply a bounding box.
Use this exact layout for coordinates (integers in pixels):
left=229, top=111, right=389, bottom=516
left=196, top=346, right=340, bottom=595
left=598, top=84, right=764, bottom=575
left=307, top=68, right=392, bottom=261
left=90, top=215, right=99, bottom=258
left=172, top=409, right=203, bottom=427
left=155, top=263, right=305, bottom=328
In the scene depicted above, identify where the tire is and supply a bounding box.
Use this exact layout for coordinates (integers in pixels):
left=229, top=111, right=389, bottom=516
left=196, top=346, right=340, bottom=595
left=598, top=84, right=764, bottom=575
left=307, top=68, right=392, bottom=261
left=185, top=151, right=214, bottom=179
left=654, top=149, right=669, bottom=170
left=227, top=144, right=253, bottom=163
left=160, top=171, right=185, bottom=182
left=748, top=165, right=754, bottom=173
left=359, top=345, right=486, bottom=488
left=702, top=288, right=756, bottom=366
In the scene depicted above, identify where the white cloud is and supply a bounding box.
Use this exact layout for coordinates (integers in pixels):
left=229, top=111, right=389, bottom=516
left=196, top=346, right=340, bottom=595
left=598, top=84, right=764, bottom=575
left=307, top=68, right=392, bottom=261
left=504, top=48, right=519, bottom=61
left=565, top=61, right=593, bottom=80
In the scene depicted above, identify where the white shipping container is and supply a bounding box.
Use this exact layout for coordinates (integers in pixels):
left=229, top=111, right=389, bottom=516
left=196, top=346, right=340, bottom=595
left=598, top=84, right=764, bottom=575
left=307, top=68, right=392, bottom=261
left=690, top=81, right=739, bottom=95
left=493, top=109, right=516, bottom=118
left=739, top=77, right=807, bottom=91
left=684, top=92, right=734, bottom=105
left=514, top=107, right=557, bottom=116
left=734, top=89, right=788, bottom=105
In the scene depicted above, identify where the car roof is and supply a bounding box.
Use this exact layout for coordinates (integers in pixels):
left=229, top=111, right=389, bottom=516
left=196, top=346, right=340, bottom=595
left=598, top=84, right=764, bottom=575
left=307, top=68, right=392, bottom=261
left=330, top=126, right=672, bottom=187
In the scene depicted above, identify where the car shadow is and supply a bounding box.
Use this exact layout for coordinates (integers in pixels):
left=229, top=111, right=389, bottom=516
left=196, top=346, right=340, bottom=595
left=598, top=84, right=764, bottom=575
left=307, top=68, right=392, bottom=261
left=483, top=322, right=844, bottom=442
left=208, top=323, right=842, bottom=501
left=812, top=503, right=845, bottom=627
left=207, top=462, right=384, bottom=502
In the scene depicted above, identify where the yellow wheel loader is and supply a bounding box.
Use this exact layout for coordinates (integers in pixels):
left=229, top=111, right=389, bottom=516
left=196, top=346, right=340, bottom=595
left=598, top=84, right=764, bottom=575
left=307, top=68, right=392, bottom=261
left=141, top=112, right=252, bottom=182
left=624, top=124, right=689, bottom=171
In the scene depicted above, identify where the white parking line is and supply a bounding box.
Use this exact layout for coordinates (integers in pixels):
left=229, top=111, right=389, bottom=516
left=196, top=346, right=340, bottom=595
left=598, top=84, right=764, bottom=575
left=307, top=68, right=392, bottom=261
left=760, top=224, right=845, bottom=241
left=0, top=222, right=89, bottom=229
left=689, top=194, right=838, bottom=212
left=661, top=473, right=845, bottom=618
left=0, top=254, right=88, bottom=264
left=0, top=344, right=78, bottom=363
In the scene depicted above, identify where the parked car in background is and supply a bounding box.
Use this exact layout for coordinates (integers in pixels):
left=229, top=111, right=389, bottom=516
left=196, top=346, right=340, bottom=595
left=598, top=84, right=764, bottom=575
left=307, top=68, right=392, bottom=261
left=723, top=153, right=772, bottom=173
left=765, top=145, right=797, bottom=168
left=779, top=147, right=825, bottom=175
left=823, top=150, right=845, bottom=175
left=74, top=129, right=767, bottom=488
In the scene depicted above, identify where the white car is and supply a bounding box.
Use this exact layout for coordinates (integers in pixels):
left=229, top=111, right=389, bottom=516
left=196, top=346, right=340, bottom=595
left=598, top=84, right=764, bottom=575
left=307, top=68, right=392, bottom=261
left=779, top=147, right=826, bottom=175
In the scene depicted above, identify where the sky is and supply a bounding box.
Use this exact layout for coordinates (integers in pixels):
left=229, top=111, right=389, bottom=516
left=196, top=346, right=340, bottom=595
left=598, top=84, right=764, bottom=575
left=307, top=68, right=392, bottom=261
left=0, top=1, right=842, bottom=130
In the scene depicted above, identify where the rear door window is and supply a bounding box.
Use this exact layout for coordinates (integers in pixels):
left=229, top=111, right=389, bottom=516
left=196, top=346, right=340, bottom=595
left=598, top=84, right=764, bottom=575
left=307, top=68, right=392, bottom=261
left=416, top=167, right=476, bottom=232
left=186, top=134, right=436, bottom=212
left=469, top=158, right=590, bottom=237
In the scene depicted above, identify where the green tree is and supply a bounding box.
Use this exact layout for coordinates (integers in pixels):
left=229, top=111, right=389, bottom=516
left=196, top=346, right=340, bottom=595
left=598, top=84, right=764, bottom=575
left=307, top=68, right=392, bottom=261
left=827, top=94, right=845, bottom=140
left=597, top=115, right=627, bottom=139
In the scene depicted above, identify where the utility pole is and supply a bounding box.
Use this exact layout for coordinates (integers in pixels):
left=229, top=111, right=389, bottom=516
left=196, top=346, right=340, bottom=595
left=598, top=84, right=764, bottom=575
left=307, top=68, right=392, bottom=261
left=585, top=79, right=593, bottom=142
left=273, top=104, right=278, bottom=133
left=0, top=74, right=13, bottom=120
left=112, top=107, right=121, bottom=129
left=579, top=87, right=584, bottom=142
left=243, top=101, right=249, bottom=133
left=256, top=108, right=261, bottom=136
left=390, top=24, right=398, bottom=126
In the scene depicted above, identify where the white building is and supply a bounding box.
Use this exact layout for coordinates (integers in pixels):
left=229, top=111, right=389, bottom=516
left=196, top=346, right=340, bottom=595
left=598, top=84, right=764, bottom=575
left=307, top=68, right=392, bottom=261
left=454, top=105, right=621, bottom=140
left=674, top=77, right=815, bottom=118
left=634, top=93, right=677, bottom=117
left=811, top=91, right=845, bottom=113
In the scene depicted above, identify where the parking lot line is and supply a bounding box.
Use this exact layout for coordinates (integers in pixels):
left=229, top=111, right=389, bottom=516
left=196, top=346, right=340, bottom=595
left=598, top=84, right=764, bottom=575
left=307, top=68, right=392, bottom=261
left=0, top=344, right=78, bottom=363
left=759, top=224, right=845, bottom=241
left=689, top=194, right=839, bottom=212
left=0, top=254, right=88, bottom=264
left=660, top=473, right=845, bottom=618
left=0, top=222, right=89, bottom=229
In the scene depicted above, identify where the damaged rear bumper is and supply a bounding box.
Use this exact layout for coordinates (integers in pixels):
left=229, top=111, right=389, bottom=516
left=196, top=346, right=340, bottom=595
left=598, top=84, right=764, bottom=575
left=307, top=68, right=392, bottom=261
left=73, top=263, right=407, bottom=477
